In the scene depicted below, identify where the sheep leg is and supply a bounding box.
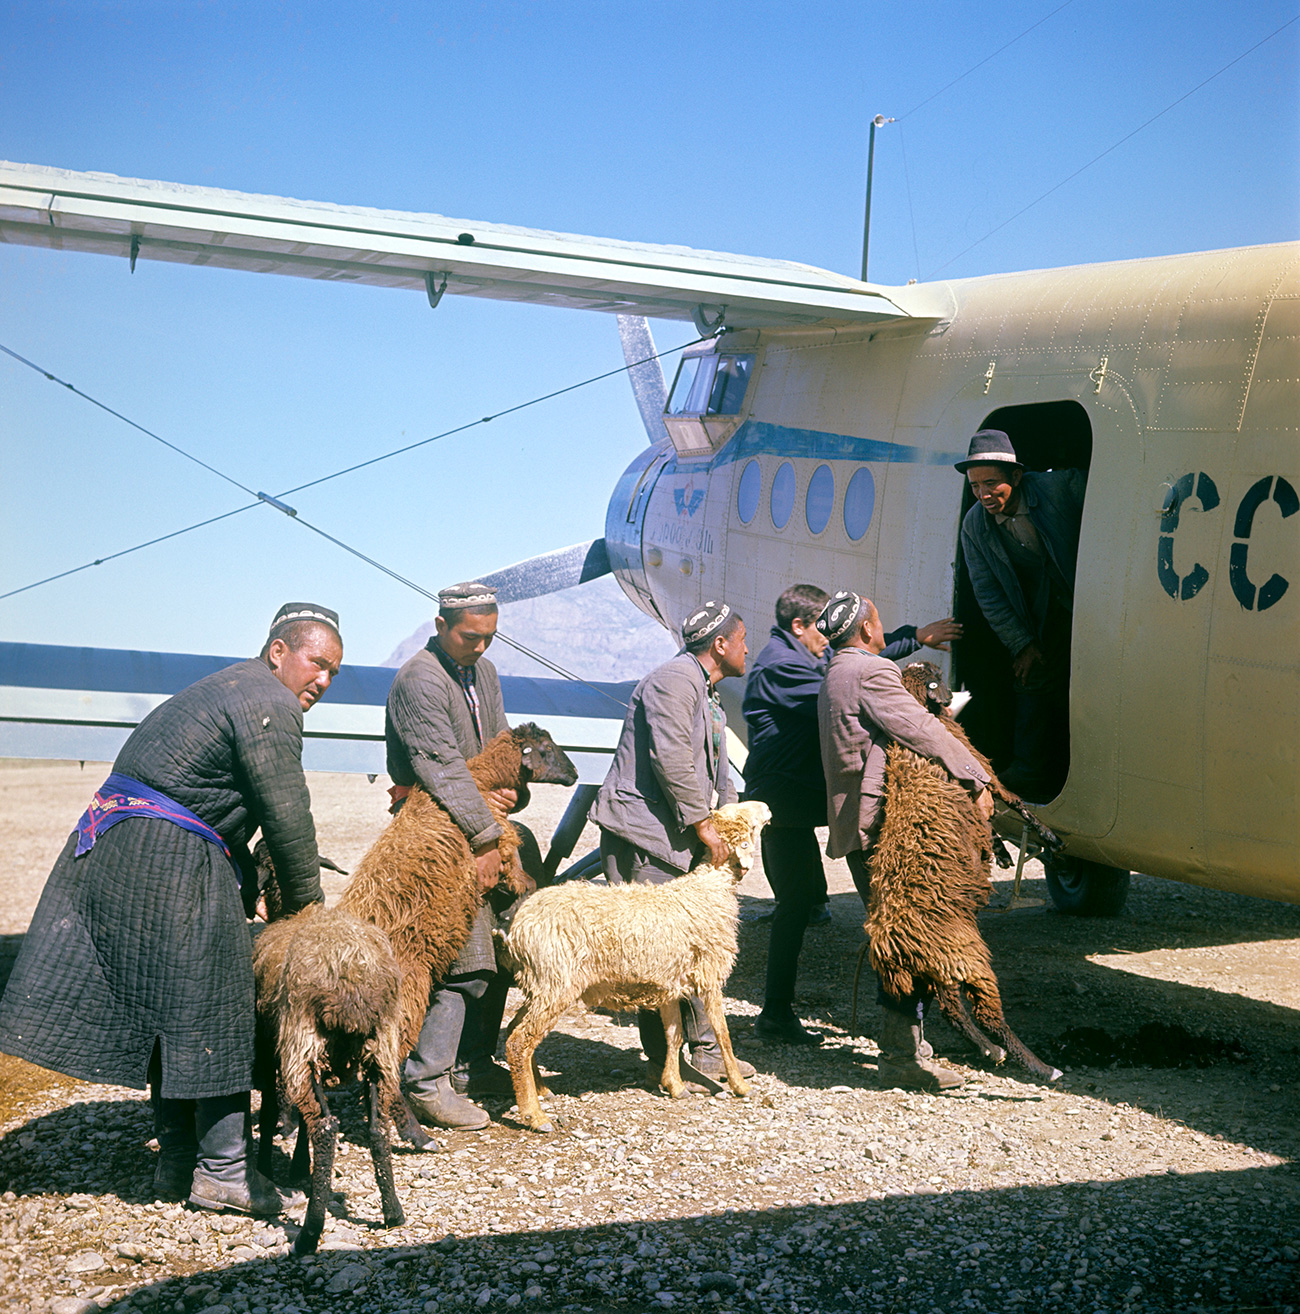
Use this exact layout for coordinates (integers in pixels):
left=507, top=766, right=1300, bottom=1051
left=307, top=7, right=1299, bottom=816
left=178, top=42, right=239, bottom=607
left=964, top=977, right=1061, bottom=1082
left=289, top=1108, right=312, bottom=1185
left=504, top=1002, right=552, bottom=1099
left=256, top=1075, right=280, bottom=1178
left=388, top=1090, right=435, bottom=1152
left=365, top=1076, right=405, bottom=1229
left=294, top=1072, right=337, bottom=1257
left=695, top=988, right=750, bottom=1098
left=935, top=983, right=1007, bottom=1065
left=505, top=993, right=569, bottom=1132
left=657, top=1001, right=689, bottom=1100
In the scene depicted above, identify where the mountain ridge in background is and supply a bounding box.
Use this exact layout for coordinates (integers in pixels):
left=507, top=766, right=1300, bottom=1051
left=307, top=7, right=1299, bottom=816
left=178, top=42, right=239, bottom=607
left=383, top=574, right=679, bottom=681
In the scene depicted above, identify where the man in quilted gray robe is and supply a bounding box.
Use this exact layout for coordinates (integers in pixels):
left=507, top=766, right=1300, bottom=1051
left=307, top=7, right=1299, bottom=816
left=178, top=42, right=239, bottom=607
left=0, top=603, right=340, bottom=1214
left=386, top=582, right=533, bottom=1130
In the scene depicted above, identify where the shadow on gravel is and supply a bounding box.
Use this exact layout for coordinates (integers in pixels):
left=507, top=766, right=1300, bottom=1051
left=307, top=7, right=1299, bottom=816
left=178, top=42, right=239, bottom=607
left=725, top=885, right=1300, bottom=1161
left=90, top=1165, right=1300, bottom=1314
left=0, top=1096, right=154, bottom=1203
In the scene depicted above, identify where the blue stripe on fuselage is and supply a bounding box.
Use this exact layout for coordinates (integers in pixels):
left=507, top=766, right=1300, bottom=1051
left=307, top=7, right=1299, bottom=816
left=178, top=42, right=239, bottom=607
left=664, top=420, right=966, bottom=472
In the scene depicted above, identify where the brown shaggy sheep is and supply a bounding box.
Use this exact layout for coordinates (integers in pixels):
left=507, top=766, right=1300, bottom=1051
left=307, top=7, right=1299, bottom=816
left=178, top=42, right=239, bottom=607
left=867, top=665, right=1061, bottom=1082
left=502, top=800, right=772, bottom=1133
left=338, top=722, right=578, bottom=1055
left=251, top=870, right=431, bottom=1255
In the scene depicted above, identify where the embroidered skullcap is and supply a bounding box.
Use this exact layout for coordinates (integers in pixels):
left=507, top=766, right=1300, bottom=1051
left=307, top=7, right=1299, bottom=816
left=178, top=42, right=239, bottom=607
left=681, top=600, right=732, bottom=646
left=815, top=590, right=865, bottom=643
left=438, top=581, right=498, bottom=609
left=954, top=429, right=1024, bottom=473
left=270, top=602, right=341, bottom=637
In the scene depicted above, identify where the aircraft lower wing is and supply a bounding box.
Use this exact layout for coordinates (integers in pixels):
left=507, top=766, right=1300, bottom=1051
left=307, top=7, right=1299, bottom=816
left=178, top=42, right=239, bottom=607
left=0, top=160, right=909, bottom=330
left=0, top=640, right=632, bottom=784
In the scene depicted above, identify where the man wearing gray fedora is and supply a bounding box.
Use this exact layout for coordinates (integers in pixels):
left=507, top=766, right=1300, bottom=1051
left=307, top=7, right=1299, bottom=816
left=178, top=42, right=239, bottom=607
left=956, top=429, right=1085, bottom=800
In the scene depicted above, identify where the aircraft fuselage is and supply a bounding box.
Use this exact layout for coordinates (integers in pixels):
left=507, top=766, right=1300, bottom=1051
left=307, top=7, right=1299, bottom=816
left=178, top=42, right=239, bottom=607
left=607, top=242, right=1300, bottom=904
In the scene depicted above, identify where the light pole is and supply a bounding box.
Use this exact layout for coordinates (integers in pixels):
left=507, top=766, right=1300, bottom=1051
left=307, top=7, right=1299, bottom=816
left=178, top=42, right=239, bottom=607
left=861, top=113, right=894, bottom=282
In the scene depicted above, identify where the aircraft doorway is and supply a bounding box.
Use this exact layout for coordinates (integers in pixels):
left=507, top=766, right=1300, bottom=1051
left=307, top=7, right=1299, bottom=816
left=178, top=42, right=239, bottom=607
left=951, top=400, right=1092, bottom=801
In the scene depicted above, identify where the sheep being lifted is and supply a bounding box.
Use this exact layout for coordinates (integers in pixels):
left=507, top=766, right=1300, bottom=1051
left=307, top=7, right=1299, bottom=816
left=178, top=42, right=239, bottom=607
left=866, top=662, right=1061, bottom=1082
left=503, top=800, right=771, bottom=1133
left=337, top=721, right=578, bottom=1054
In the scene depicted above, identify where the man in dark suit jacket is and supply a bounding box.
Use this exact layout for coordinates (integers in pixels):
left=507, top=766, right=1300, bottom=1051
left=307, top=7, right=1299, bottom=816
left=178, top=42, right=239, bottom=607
left=591, top=599, right=755, bottom=1083
left=0, top=603, right=339, bottom=1215
left=817, top=590, right=992, bottom=1091
left=386, top=581, right=530, bottom=1130
left=742, top=585, right=962, bottom=1045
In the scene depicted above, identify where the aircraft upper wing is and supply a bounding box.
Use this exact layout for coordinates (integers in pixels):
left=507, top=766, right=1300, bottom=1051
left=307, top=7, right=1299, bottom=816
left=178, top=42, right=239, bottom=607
left=0, top=160, right=909, bottom=330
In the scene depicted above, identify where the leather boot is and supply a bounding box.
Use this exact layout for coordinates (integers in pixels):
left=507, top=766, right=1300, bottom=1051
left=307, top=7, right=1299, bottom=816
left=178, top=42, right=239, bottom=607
left=151, top=1090, right=197, bottom=1202
left=877, top=1009, right=964, bottom=1091
left=188, top=1094, right=305, bottom=1215
left=405, top=982, right=491, bottom=1129
left=406, top=1074, right=490, bottom=1130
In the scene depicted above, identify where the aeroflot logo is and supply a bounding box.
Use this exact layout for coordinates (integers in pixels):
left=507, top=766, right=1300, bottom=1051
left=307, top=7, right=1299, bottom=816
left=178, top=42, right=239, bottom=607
left=673, top=480, right=705, bottom=518
left=1158, top=472, right=1297, bottom=611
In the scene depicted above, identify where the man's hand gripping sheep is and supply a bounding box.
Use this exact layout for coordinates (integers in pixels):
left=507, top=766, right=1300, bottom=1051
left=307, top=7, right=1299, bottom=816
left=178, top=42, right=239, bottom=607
left=502, top=800, right=772, bottom=1133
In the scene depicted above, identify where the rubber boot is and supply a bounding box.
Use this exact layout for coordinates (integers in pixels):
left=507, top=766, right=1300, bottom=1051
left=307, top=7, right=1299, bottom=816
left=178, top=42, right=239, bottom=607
left=404, top=984, right=490, bottom=1130
left=877, top=1009, right=964, bottom=1091
left=188, top=1093, right=304, bottom=1215
left=150, top=1089, right=197, bottom=1202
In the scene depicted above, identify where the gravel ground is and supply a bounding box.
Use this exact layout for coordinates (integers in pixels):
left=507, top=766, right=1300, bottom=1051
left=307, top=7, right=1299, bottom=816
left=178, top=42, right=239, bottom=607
left=1, top=762, right=1298, bottom=1314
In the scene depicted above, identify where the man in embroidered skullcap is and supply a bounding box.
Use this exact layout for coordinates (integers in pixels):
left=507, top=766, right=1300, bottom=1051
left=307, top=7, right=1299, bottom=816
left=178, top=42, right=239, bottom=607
left=956, top=429, right=1085, bottom=799
left=816, top=589, right=993, bottom=1091
left=386, top=581, right=539, bottom=1130
left=0, top=602, right=341, bottom=1214
left=591, top=599, right=757, bottom=1086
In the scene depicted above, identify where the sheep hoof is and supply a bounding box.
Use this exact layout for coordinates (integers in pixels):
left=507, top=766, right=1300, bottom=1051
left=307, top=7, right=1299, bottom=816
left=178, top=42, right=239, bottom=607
left=730, top=1080, right=751, bottom=1099
left=661, top=1083, right=690, bottom=1101
left=1047, top=1067, right=1063, bottom=1082
left=535, top=1084, right=552, bottom=1099
left=983, top=1046, right=1007, bottom=1064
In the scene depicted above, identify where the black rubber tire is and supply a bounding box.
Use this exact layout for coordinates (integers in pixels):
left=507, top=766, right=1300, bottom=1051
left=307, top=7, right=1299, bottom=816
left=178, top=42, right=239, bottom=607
left=1044, top=856, right=1131, bottom=916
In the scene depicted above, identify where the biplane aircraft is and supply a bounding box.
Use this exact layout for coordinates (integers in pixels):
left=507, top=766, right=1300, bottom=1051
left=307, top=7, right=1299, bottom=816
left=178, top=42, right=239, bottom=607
left=0, top=160, right=1296, bottom=913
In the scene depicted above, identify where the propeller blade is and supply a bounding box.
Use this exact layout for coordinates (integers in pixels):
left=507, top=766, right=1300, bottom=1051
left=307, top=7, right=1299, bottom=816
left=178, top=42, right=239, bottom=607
left=617, top=315, right=669, bottom=445
left=478, top=539, right=611, bottom=604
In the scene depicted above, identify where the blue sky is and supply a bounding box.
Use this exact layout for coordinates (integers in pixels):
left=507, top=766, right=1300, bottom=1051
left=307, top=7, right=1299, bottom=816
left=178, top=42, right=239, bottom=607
left=2, top=1, right=1296, bottom=664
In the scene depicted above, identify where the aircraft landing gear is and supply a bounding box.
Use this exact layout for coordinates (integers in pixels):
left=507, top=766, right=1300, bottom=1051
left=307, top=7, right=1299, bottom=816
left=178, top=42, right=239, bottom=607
left=1044, top=855, right=1130, bottom=916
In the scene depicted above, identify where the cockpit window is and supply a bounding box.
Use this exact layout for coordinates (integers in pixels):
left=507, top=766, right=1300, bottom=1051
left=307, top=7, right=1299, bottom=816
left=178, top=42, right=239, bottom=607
left=666, top=354, right=755, bottom=417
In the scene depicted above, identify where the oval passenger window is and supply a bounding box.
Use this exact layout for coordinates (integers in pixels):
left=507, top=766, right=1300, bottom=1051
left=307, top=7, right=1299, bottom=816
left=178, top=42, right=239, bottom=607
left=806, top=464, right=834, bottom=534
left=737, top=459, right=761, bottom=524
left=843, top=466, right=876, bottom=541
left=770, top=461, right=796, bottom=530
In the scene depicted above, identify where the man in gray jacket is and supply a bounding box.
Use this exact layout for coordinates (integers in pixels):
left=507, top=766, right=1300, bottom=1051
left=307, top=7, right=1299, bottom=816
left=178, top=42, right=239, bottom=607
left=957, top=429, right=1085, bottom=799
left=591, top=600, right=755, bottom=1083
left=386, top=582, right=527, bottom=1130
left=816, top=589, right=992, bottom=1091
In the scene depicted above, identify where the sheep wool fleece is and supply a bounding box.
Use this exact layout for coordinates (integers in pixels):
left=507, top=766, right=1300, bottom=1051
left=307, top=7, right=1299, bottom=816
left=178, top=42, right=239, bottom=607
left=0, top=658, right=323, bottom=1100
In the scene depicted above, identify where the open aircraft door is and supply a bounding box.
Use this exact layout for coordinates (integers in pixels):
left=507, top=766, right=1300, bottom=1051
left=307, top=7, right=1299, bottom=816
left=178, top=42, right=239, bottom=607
left=945, top=363, right=1146, bottom=857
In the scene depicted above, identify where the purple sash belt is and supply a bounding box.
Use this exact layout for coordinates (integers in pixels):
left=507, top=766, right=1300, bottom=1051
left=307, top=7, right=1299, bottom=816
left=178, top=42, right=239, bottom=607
left=74, top=772, right=232, bottom=861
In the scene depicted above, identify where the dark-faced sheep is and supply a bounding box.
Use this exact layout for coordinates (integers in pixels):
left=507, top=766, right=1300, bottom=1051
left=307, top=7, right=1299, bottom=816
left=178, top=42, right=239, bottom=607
left=866, top=664, right=1061, bottom=1082
left=502, top=800, right=772, bottom=1133
left=251, top=870, right=431, bottom=1256
left=338, top=722, right=578, bottom=1056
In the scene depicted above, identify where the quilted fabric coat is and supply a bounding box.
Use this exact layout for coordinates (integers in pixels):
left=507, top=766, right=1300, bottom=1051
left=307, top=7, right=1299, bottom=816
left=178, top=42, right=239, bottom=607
left=0, top=658, right=323, bottom=1099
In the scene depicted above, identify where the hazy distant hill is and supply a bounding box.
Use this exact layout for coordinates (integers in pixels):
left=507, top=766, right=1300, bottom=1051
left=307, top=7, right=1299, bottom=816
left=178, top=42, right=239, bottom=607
left=383, top=574, right=678, bottom=681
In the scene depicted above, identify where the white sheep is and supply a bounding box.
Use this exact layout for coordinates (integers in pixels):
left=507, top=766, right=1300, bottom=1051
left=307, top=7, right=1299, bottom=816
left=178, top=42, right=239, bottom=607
left=501, top=800, right=771, bottom=1132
